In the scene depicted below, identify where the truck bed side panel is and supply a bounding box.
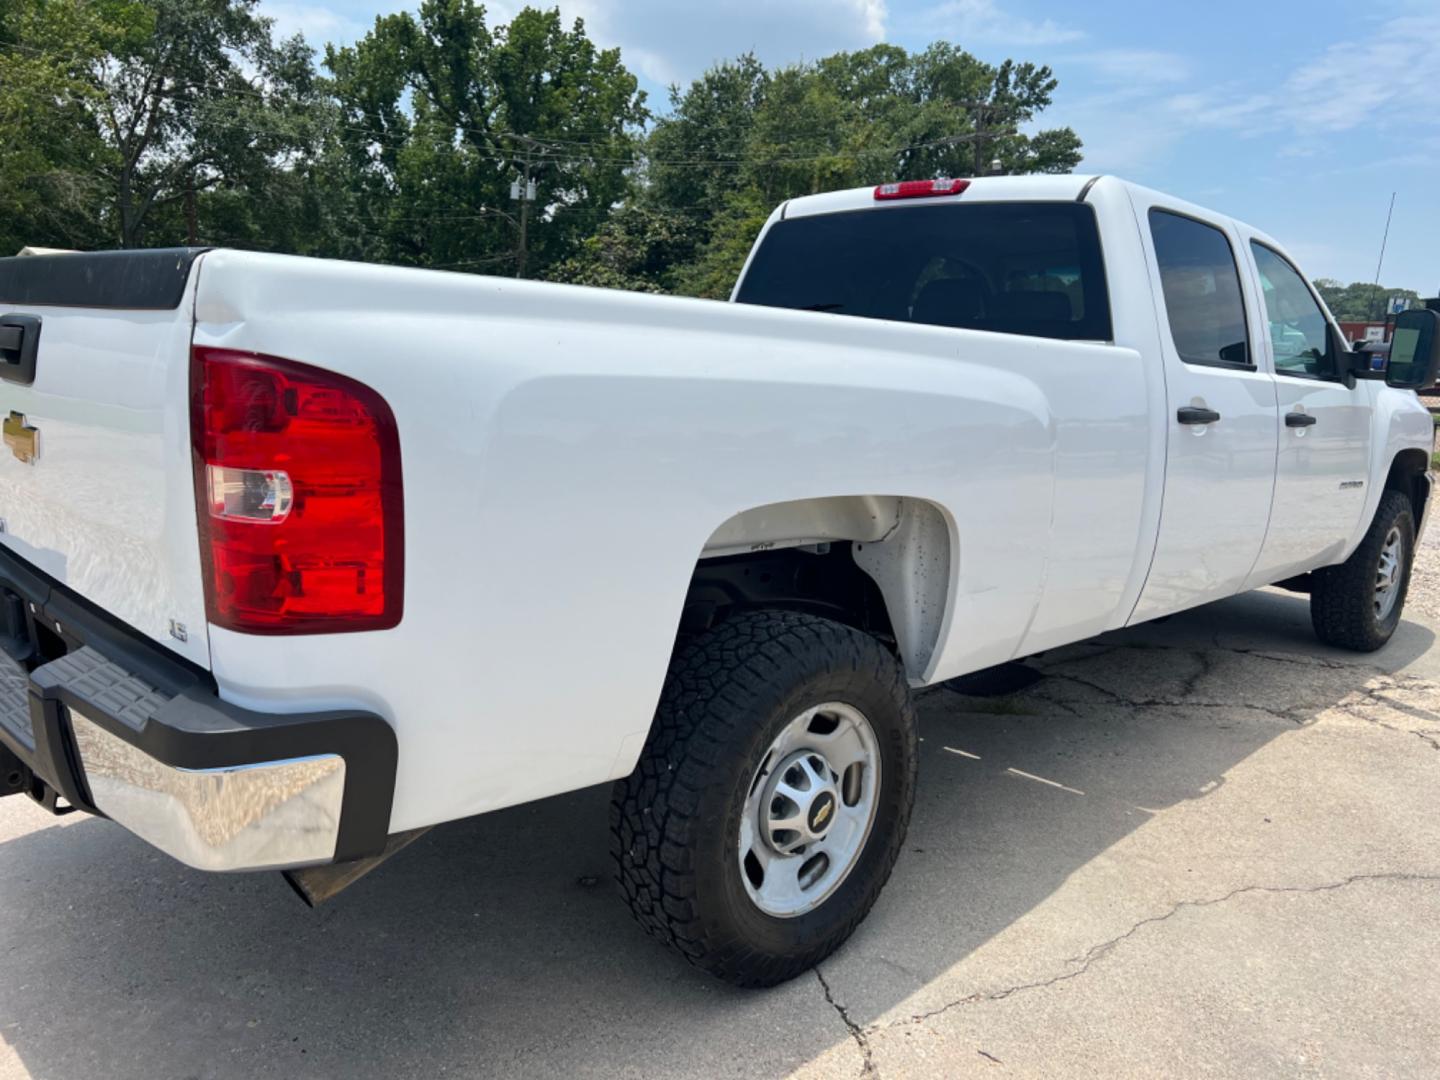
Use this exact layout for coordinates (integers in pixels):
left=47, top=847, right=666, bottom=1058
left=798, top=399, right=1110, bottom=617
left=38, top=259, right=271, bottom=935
left=192, top=252, right=1151, bottom=832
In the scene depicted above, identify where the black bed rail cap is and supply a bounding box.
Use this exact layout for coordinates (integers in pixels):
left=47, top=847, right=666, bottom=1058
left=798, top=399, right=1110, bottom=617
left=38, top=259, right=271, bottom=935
left=0, top=248, right=212, bottom=311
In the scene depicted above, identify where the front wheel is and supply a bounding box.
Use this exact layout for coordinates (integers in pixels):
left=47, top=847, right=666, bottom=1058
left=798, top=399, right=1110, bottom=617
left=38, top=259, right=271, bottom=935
left=1310, top=490, right=1416, bottom=652
left=610, top=610, right=917, bottom=987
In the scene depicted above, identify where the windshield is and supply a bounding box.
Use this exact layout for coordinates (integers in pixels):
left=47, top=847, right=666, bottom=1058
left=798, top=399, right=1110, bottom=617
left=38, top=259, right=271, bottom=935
left=734, top=201, right=1112, bottom=342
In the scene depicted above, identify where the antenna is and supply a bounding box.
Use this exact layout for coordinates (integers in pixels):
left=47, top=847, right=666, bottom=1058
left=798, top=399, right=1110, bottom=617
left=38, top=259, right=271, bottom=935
left=1369, top=191, right=1396, bottom=322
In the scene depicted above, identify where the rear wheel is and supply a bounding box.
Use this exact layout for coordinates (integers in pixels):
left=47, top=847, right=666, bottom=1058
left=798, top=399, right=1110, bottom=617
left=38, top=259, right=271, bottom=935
left=610, top=610, right=917, bottom=987
left=1310, top=490, right=1416, bottom=652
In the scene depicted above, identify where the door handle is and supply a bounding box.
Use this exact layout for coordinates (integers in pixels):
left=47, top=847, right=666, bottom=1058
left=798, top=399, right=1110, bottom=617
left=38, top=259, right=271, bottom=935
left=1177, top=406, right=1221, bottom=425
left=1285, top=412, right=1317, bottom=428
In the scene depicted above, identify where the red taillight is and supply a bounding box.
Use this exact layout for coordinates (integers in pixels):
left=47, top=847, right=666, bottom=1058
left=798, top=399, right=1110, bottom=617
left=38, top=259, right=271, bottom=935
left=873, top=178, right=970, bottom=201
left=191, top=347, right=403, bottom=634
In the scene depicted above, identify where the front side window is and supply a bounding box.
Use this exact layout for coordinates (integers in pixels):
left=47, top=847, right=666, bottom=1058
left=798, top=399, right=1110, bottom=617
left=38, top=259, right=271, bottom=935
left=734, top=202, right=1113, bottom=342
left=1250, top=243, right=1332, bottom=378
left=1148, top=209, right=1250, bottom=367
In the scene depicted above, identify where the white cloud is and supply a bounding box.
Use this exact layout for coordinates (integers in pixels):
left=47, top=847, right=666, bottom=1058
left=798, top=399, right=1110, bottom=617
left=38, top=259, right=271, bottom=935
left=260, top=0, right=889, bottom=89
left=1038, top=49, right=1194, bottom=174
left=1162, top=12, right=1440, bottom=138
left=262, top=2, right=367, bottom=45
left=1048, top=11, right=1440, bottom=176
left=1284, top=12, right=1440, bottom=134
left=489, top=0, right=889, bottom=87
left=915, top=0, right=1082, bottom=47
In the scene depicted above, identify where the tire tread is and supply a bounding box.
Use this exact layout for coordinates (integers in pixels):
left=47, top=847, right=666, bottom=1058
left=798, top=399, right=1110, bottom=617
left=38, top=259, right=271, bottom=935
left=1311, top=490, right=1415, bottom=652
left=609, top=610, right=916, bottom=987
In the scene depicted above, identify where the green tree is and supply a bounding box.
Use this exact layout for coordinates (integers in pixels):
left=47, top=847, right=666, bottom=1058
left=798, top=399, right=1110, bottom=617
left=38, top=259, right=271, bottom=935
left=2, top=5, right=1089, bottom=301
left=0, top=0, right=136, bottom=253
left=645, top=54, right=768, bottom=224
left=543, top=203, right=704, bottom=293
left=1313, top=279, right=1424, bottom=322
left=0, top=0, right=320, bottom=250
left=325, top=2, right=647, bottom=276
left=646, top=43, right=1082, bottom=298
left=669, top=190, right=773, bottom=300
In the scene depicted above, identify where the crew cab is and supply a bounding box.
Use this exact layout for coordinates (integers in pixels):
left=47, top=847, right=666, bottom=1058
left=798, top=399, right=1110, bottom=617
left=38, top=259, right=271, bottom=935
left=1, top=175, right=1437, bottom=987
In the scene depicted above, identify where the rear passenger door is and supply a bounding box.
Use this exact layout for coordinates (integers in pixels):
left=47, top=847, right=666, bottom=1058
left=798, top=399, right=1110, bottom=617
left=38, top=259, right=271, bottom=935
left=1128, top=198, right=1279, bottom=623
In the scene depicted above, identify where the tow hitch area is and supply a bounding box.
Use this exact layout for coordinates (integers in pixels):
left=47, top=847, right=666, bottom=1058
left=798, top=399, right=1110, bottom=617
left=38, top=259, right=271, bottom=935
left=283, top=828, right=430, bottom=907
left=1, top=743, right=23, bottom=797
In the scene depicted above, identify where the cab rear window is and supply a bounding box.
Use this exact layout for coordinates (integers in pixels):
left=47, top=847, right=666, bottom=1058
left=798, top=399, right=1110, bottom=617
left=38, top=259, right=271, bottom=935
left=734, top=201, right=1112, bottom=342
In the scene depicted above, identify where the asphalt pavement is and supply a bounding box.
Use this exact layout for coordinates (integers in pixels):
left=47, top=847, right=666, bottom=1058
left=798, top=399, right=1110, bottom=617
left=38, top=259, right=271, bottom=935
left=2, top=569, right=1438, bottom=1078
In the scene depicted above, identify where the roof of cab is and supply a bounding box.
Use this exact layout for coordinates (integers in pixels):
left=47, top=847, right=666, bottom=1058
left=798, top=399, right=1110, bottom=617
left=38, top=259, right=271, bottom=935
left=781, top=174, right=1101, bottom=219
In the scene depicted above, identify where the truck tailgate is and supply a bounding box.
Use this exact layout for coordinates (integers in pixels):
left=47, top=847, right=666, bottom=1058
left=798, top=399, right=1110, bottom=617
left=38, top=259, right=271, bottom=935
left=0, top=250, right=210, bottom=667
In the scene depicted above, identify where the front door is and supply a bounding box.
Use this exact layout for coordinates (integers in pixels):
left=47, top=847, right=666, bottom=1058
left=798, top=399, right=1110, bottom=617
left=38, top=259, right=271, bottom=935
left=1240, top=239, right=1373, bottom=586
left=1128, top=198, right=1279, bottom=623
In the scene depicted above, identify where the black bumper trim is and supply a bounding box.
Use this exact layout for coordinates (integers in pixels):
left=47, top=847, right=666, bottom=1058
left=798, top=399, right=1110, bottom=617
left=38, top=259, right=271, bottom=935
left=0, top=545, right=397, bottom=864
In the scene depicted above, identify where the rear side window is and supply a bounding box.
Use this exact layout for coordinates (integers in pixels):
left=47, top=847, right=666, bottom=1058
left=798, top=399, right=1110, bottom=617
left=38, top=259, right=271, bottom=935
left=734, top=202, right=1112, bottom=342
left=1148, top=210, right=1250, bottom=367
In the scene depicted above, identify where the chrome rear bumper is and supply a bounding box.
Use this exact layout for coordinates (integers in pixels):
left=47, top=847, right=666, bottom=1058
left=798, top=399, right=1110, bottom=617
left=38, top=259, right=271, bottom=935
left=69, top=708, right=346, bottom=871
left=0, top=547, right=395, bottom=873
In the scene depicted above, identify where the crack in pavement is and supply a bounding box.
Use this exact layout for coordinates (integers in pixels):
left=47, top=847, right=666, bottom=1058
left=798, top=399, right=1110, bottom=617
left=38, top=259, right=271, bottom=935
left=875, top=872, right=1440, bottom=1033
left=1029, top=672, right=1312, bottom=724
left=939, top=636, right=1440, bottom=728
left=1334, top=701, right=1440, bottom=751
left=815, top=965, right=878, bottom=1078
left=1175, top=649, right=1214, bottom=699
left=1338, top=685, right=1440, bottom=750
left=980, top=642, right=1440, bottom=736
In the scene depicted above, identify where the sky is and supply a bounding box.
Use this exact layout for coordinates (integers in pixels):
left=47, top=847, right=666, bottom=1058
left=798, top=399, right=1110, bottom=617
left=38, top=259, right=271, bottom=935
left=261, top=0, right=1440, bottom=295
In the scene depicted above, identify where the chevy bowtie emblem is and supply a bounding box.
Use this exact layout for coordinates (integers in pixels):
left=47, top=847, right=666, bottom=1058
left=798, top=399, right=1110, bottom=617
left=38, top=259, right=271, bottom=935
left=3, top=411, right=38, bottom=465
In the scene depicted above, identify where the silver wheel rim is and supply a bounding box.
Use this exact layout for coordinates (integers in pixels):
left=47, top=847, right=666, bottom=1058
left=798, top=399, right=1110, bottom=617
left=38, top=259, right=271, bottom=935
left=1375, top=525, right=1404, bottom=621
left=738, top=702, right=881, bottom=919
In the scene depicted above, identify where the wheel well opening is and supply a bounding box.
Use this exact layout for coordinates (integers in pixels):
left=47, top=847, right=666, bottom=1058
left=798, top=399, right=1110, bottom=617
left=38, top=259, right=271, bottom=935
left=1385, top=448, right=1430, bottom=525
left=677, top=543, right=897, bottom=652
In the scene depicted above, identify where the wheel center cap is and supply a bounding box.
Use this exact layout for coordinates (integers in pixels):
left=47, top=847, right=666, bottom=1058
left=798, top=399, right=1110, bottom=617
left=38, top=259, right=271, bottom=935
left=760, top=749, right=842, bottom=853
left=807, top=791, right=837, bottom=835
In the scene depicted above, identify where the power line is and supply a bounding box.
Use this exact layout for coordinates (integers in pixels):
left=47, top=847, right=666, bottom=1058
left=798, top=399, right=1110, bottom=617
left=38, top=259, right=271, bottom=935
left=0, top=41, right=1009, bottom=168
left=1, top=81, right=983, bottom=170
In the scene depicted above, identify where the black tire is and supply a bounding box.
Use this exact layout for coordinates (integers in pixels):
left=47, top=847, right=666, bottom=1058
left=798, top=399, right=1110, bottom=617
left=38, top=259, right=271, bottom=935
left=1310, top=490, right=1416, bottom=652
left=610, top=610, right=917, bottom=987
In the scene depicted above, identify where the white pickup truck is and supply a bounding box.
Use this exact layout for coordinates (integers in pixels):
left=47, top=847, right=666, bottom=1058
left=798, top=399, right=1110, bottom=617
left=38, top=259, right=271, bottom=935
left=1, top=175, right=1437, bottom=987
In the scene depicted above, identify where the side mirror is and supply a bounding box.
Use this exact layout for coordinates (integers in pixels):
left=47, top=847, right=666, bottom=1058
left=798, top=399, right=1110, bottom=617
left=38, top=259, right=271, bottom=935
left=1329, top=326, right=1363, bottom=387
left=1385, top=309, right=1440, bottom=390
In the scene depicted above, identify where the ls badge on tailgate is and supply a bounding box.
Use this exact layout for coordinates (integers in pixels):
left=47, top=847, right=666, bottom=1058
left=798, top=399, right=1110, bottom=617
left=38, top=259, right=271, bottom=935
left=3, top=411, right=38, bottom=465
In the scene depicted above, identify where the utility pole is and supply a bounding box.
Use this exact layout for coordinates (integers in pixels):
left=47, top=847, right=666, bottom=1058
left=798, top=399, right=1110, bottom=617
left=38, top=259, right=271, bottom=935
left=970, top=102, right=993, bottom=177
left=185, top=171, right=198, bottom=246
left=509, top=136, right=541, bottom=279
left=936, top=102, right=1016, bottom=177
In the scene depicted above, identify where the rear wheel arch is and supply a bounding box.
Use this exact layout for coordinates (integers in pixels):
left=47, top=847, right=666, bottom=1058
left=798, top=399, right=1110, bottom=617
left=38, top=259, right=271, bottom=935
left=683, top=495, right=956, bottom=681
